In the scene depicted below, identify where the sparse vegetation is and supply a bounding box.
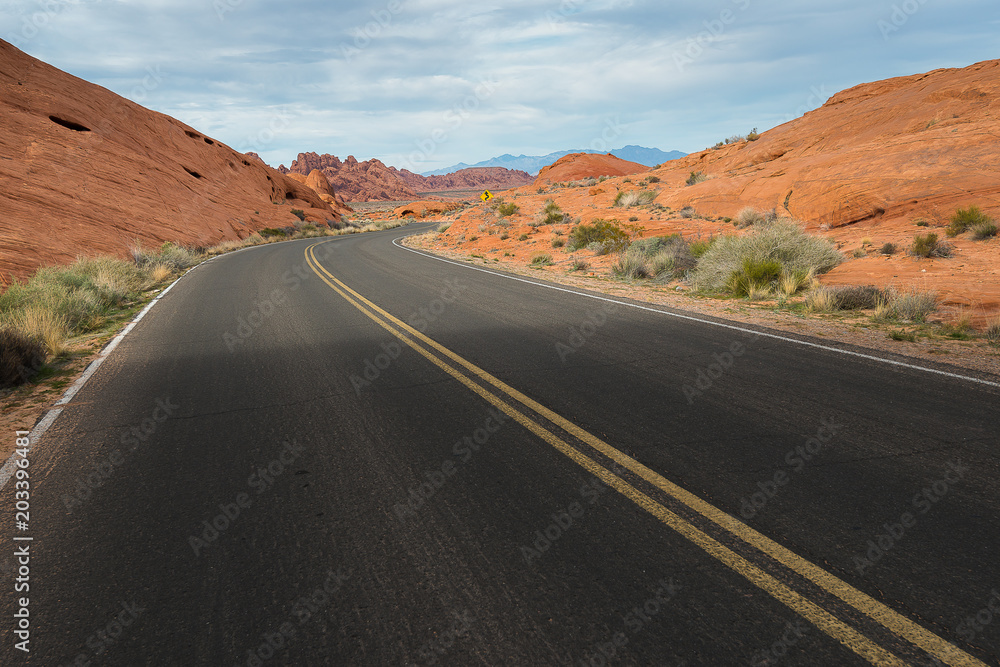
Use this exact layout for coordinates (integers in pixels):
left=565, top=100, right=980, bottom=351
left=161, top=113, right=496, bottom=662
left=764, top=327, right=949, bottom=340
left=568, top=259, right=589, bottom=272
left=611, top=251, right=651, bottom=280
left=971, top=220, right=998, bottom=240
left=873, top=287, right=939, bottom=323
left=495, top=199, right=520, bottom=217
left=530, top=253, right=553, bottom=267
left=290, top=208, right=306, bottom=221
left=686, top=171, right=707, bottom=186
left=915, top=219, right=929, bottom=227
left=567, top=219, right=631, bottom=254
left=551, top=237, right=565, bottom=248
left=518, top=233, right=529, bottom=241
left=946, top=205, right=991, bottom=237
left=0, top=327, right=48, bottom=387
left=880, top=242, right=897, bottom=255
left=613, top=190, right=657, bottom=208
left=911, top=233, right=951, bottom=258
left=889, top=330, right=917, bottom=342
left=437, top=223, right=452, bottom=233
left=679, top=206, right=697, bottom=219
left=735, top=207, right=767, bottom=228
left=986, top=315, right=1000, bottom=346
left=692, top=222, right=842, bottom=294
left=747, top=127, right=760, bottom=141
left=727, top=258, right=783, bottom=298
left=534, top=199, right=571, bottom=226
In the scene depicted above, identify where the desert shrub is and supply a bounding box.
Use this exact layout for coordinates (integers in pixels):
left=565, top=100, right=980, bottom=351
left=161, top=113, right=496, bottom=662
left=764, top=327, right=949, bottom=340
left=645, top=175, right=661, bottom=184
left=0, top=328, right=47, bottom=388
left=628, top=235, right=697, bottom=277
left=551, top=237, right=565, bottom=248
left=530, top=253, right=553, bottom=267
left=290, top=209, right=306, bottom=221
left=613, top=190, right=657, bottom=208
left=779, top=270, right=810, bottom=296
left=873, top=287, right=939, bottom=322
left=518, top=233, right=529, bottom=241
left=946, top=205, right=990, bottom=237
left=612, top=251, right=651, bottom=280
left=880, top=242, right=897, bottom=255
left=436, top=223, right=451, bottom=232
left=567, top=219, right=631, bottom=254
left=986, top=315, right=1000, bottom=346
left=747, top=127, right=760, bottom=141
left=535, top=199, right=570, bottom=225
left=889, top=330, right=917, bottom=342
left=911, top=233, right=951, bottom=258
left=569, top=259, right=589, bottom=272
left=499, top=231, right=509, bottom=240
left=852, top=248, right=867, bottom=258
left=805, top=287, right=837, bottom=313
left=915, top=220, right=929, bottom=227
left=830, top=285, right=887, bottom=310
left=686, top=171, right=707, bottom=186
left=259, top=228, right=286, bottom=238
left=727, top=258, right=783, bottom=297
left=496, top=200, right=520, bottom=217
left=971, top=221, right=998, bottom=240
left=689, top=238, right=714, bottom=258
left=679, top=206, right=696, bottom=218
left=692, top=222, right=842, bottom=292
left=735, top=207, right=767, bottom=228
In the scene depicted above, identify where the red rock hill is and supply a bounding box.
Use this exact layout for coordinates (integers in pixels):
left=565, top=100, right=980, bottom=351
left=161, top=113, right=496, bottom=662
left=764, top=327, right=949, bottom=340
left=0, top=39, right=345, bottom=283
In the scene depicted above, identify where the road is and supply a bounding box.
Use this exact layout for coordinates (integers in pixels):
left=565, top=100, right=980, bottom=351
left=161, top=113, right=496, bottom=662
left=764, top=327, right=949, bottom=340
left=1, top=223, right=998, bottom=666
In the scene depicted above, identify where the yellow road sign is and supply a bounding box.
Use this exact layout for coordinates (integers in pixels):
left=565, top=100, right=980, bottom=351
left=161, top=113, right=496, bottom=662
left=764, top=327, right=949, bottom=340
left=481, top=190, right=493, bottom=202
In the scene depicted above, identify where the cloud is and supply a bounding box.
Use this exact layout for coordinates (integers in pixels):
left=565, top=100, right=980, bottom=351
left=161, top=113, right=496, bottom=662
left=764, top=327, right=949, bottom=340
left=2, top=0, right=997, bottom=169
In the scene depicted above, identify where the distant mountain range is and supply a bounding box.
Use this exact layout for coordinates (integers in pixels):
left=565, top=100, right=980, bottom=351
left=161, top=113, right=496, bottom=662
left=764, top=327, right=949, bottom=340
left=421, top=146, right=686, bottom=176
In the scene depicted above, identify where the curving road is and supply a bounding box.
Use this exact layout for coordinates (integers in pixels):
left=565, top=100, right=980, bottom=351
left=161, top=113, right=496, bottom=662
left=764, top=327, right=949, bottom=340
left=2, top=223, right=999, bottom=666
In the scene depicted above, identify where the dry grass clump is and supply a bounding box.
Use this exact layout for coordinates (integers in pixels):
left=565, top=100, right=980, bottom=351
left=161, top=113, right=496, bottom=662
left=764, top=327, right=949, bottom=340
left=693, top=221, right=842, bottom=293
left=613, top=190, right=657, bottom=208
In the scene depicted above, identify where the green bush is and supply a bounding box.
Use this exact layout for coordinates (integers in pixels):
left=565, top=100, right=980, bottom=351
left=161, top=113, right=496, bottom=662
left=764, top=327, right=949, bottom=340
left=291, top=208, right=306, bottom=221
left=259, top=228, right=287, bottom=238
left=830, top=285, right=887, bottom=310
left=689, top=238, right=715, bottom=258
left=727, top=258, right=783, bottom=297
left=880, top=242, right=897, bottom=255
left=735, top=207, right=767, bottom=228
left=946, top=205, right=990, bottom=237
left=692, top=222, right=841, bottom=292
left=686, top=171, right=707, bottom=186
left=971, top=221, right=998, bottom=240
left=911, top=233, right=951, bottom=258
left=569, top=259, right=589, bottom=272
left=530, top=253, right=553, bottom=267
left=874, top=288, right=939, bottom=322
left=495, top=199, right=520, bottom=217
left=567, top=219, right=631, bottom=253
left=551, top=237, right=565, bottom=248
left=535, top=199, right=570, bottom=225
left=612, top=251, right=650, bottom=280
left=518, top=233, right=529, bottom=241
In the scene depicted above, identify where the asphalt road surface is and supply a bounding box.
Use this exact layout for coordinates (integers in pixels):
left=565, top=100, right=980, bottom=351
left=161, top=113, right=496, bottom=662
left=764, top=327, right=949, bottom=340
left=2, top=223, right=999, bottom=666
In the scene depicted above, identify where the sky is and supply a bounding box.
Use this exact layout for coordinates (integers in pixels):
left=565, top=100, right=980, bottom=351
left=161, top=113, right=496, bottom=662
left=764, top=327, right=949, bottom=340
left=3, top=0, right=998, bottom=173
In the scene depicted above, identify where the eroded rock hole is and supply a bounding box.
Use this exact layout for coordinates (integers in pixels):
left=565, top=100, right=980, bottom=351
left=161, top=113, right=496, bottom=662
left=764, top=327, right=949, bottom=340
left=49, top=116, right=90, bottom=132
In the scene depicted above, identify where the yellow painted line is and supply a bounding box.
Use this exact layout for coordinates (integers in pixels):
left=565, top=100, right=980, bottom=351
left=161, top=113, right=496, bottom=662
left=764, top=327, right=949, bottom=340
left=305, top=243, right=982, bottom=667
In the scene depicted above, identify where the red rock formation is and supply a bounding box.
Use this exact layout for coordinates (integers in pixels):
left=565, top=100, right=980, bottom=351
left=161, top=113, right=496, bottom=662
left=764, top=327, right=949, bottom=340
left=650, top=59, right=1000, bottom=228
left=393, top=167, right=533, bottom=193
left=533, top=153, right=649, bottom=185
left=393, top=201, right=461, bottom=219
left=285, top=152, right=417, bottom=202
left=0, top=39, right=345, bottom=282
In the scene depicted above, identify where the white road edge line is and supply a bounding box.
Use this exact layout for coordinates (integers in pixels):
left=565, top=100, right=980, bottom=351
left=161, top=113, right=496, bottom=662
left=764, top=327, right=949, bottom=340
left=392, top=236, right=1000, bottom=390
left=0, top=273, right=188, bottom=491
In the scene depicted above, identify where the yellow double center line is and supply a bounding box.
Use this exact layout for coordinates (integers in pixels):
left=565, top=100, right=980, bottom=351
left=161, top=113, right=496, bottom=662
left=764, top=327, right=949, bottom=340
left=305, top=242, right=984, bottom=667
